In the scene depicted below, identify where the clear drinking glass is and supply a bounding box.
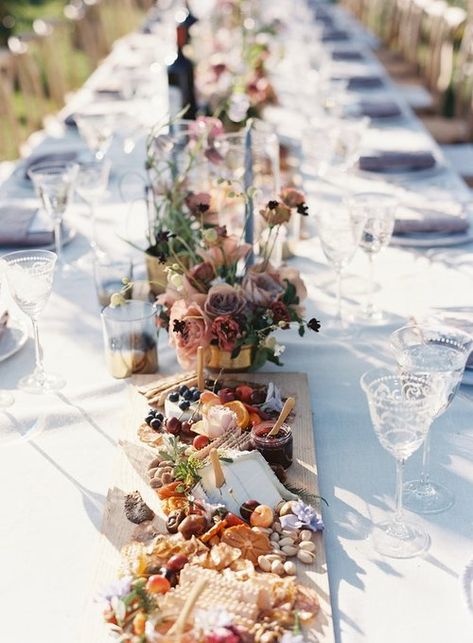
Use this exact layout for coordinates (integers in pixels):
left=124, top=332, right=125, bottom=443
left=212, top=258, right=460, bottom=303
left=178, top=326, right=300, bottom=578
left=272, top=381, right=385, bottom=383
left=28, top=161, right=78, bottom=277
left=75, top=159, right=111, bottom=257
left=2, top=250, right=64, bottom=393
left=347, top=192, right=397, bottom=324
left=101, top=300, right=158, bottom=379
left=361, top=368, right=436, bottom=558
left=316, top=206, right=366, bottom=338
left=75, top=112, right=115, bottom=160
left=390, top=324, right=473, bottom=513
left=94, top=256, right=133, bottom=307
left=301, top=122, right=339, bottom=180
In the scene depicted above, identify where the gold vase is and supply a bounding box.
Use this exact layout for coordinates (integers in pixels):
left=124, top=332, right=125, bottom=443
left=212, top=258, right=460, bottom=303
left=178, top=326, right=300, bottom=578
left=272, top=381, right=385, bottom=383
left=206, top=345, right=255, bottom=372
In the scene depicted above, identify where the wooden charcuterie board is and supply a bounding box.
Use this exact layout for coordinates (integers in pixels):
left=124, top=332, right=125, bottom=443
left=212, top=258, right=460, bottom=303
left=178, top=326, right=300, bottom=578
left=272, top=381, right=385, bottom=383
left=81, top=372, right=334, bottom=643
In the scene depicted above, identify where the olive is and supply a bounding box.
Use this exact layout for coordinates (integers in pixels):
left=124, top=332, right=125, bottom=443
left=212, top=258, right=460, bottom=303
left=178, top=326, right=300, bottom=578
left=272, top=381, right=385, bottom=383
left=166, top=510, right=186, bottom=534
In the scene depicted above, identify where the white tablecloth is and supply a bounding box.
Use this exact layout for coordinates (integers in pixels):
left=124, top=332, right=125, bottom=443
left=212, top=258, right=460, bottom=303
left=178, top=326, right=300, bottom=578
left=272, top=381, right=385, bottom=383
left=0, top=6, right=472, bottom=643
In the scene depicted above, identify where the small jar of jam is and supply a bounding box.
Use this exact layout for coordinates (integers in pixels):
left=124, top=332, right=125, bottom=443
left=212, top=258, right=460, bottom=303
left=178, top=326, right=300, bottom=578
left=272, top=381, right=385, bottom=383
left=251, top=420, right=293, bottom=469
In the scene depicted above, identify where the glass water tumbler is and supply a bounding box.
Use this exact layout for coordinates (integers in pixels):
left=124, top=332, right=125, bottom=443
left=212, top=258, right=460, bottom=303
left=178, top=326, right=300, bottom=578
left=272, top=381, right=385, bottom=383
left=101, top=301, right=158, bottom=379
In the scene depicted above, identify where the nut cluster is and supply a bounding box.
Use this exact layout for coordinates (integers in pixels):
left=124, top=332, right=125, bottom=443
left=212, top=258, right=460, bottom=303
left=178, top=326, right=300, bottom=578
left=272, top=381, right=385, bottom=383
left=147, top=457, right=175, bottom=489
left=253, top=500, right=317, bottom=575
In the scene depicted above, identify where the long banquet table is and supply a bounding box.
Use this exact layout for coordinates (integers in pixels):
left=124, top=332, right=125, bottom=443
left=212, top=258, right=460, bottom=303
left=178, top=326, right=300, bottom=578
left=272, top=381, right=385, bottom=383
left=1, top=4, right=473, bottom=643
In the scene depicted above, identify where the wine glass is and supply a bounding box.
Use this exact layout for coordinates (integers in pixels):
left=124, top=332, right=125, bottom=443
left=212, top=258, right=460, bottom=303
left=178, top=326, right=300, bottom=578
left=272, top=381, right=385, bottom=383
left=75, top=112, right=115, bottom=160
left=316, top=205, right=366, bottom=338
left=2, top=250, right=64, bottom=393
left=390, top=324, right=473, bottom=513
left=0, top=275, right=14, bottom=408
left=28, top=161, right=78, bottom=277
left=347, top=192, right=397, bottom=324
left=75, top=159, right=111, bottom=258
left=361, top=368, right=437, bottom=558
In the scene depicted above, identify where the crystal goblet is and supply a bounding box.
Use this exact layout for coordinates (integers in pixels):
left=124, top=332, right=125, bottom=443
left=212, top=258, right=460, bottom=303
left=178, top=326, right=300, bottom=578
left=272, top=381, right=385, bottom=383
left=28, top=161, right=78, bottom=277
left=75, top=159, right=111, bottom=258
left=75, top=112, right=115, bottom=160
left=2, top=250, right=64, bottom=393
left=347, top=192, right=397, bottom=324
left=361, top=368, right=439, bottom=558
left=316, top=205, right=366, bottom=338
left=390, top=324, right=473, bottom=513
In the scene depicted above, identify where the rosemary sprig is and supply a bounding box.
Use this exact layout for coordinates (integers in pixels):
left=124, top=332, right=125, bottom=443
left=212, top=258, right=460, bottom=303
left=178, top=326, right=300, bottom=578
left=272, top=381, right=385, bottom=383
left=282, top=481, right=329, bottom=508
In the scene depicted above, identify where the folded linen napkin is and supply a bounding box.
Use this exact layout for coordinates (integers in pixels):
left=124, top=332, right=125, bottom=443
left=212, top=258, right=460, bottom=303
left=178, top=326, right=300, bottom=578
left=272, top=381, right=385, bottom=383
left=322, top=29, right=350, bottom=42
left=358, top=99, right=401, bottom=118
left=331, top=50, right=364, bottom=61
left=0, top=205, right=53, bottom=247
left=24, top=150, right=79, bottom=179
left=358, top=150, right=437, bottom=172
left=343, top=75, right=384, bottom=90
left=393, top=206, right=469, bottom=235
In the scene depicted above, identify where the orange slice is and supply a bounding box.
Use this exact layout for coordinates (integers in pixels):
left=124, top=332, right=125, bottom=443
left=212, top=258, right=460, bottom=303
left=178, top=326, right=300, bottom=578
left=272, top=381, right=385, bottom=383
left=200, top=390, right=221, bottom=414
left=223, top=400, right=250, bottom=429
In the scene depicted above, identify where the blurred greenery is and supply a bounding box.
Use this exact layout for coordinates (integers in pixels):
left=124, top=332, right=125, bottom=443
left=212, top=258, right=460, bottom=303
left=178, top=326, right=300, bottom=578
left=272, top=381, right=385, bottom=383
left=0, top=1, right=66, bottom=46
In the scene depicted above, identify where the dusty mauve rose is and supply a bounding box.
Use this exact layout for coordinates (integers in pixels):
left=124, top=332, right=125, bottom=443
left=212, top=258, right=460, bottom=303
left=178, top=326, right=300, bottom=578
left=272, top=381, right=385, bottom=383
left=260, top=200, right=292, bottom=226
left=204, top=284, right=247, bottom=318
left=211, top=315, right=243, bottom=351
left=186, top=262, right=216, bottom=292
left=169, top=297, right=212, bottom=369
left=199, top=235, right=251, bottom=269
left=280, top=187, right=306, bottom=208
left=242, top=264, right=284, bottom=307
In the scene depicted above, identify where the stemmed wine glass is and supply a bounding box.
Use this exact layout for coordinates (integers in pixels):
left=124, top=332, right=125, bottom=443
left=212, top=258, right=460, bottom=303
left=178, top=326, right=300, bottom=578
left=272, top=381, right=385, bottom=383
left=28, top=162, right=78, bottom=277
left=2, top=250, right=64, bottom=393
left=316, top=205, right=366, bottom=337
left=75, top=159, right=111, bottom=259
left=0, top=274, right=14, bottom=408
left=361, top=368, right=437, bottom=558
left=347, top=192, right=397, bottom=324
left=390, top=324, right=473, bottom=513
left=75, top=112, right=115, bottom=160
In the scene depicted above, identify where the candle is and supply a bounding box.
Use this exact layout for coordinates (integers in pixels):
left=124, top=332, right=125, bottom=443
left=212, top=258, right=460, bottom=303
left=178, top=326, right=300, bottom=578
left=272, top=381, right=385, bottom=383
left=244, top=118, right=254, bottom=266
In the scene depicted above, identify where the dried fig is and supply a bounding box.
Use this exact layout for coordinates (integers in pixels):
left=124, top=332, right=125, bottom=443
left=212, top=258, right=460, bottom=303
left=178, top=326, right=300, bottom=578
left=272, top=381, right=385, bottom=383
left=177, top=514, right=208, bottom=540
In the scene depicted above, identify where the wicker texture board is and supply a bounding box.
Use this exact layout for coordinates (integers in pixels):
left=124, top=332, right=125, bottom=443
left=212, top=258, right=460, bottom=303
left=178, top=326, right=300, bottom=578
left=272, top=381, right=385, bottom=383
left=82, top=372, right=334, bottom=643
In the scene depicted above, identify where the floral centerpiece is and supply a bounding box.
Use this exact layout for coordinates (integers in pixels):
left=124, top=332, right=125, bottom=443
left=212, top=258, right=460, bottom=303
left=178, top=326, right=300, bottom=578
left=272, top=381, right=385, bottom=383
left=156, top=187, right=320, bottom=371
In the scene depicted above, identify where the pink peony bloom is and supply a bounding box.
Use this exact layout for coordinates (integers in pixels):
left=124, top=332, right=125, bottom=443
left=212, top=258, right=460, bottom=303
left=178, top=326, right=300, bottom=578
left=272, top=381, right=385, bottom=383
left=211, top=315, right=243, bottom=351
left=168, top=298, right=212, bottom=369
left=201, top=404, right=237, bottom=439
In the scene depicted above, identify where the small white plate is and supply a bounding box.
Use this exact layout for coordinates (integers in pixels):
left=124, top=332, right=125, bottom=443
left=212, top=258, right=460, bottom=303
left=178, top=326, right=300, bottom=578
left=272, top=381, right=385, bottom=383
left=0, top=318, right=28, bottom=363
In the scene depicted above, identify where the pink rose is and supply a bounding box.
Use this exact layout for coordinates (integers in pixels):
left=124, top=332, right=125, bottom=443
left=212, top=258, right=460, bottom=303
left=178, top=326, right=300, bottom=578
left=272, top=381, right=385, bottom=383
left=169, top=298, right=212, bottom=369
left=186, top=261, right=216, bottom=292
left=277, top=264, right=307, bottom=316
left=242, top=264, right=284, bottom=307
left=204, top=284, right=247, bottom=318
left=211, top=315, right=243, bottom=351
left=200, top=404, right=237, bottom=439
left=199, top=234, right=251, bottom=269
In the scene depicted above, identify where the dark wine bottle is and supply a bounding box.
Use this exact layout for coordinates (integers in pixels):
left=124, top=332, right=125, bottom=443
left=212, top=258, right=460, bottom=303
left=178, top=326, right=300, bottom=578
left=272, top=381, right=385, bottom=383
left=167, top=21, right=197, bottom=119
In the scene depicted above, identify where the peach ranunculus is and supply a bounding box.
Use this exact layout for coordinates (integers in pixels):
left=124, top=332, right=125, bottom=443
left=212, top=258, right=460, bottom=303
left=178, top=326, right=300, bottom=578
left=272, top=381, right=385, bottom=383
left=198, top=234, right=251, bottom=270
left=260, top=200, right=292, bottom=226
left=280, top=187, right=306, bottom=208
left=242, top=264, right=285, bottom=307
left=169, top=297, right=212, bottom=369
left=204, top=284, right=247, bottom=319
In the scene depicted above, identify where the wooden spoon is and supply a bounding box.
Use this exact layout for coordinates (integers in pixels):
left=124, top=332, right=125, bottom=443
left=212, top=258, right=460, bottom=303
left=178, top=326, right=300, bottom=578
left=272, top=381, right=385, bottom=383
left=167, top=576, right=206, bottom=636
left=209, top=448, right=226, bottom=488
left=267, top=397, right=295, bottom=437
left=196, top=345, right=205, bottom=392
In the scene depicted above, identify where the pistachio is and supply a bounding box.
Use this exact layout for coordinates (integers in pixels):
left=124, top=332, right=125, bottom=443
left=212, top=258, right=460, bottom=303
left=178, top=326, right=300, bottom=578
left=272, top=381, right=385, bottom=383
left=270, top=560, right=285, bottom=575
left=297, top=549, right=316, bottom=564
left=281, top=545, right=298, bottom=556
left=270, top=532, right=280, bottom=542
left=300, top=529, right=312, bottom=541
left=299, top=540, right=316, bottom=552
left=257, top=555, right=272, bottom=572
left=284, top=561, right=297, bottom=575
left=265, top=553, right=285, bottom=562
left=278, top=536, right=295, bottom=547
left=272, top=522, right=282, bottom=533
left=252, top=526, right=272, bottom=535
left=281, top=528, right=298, bottom=537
